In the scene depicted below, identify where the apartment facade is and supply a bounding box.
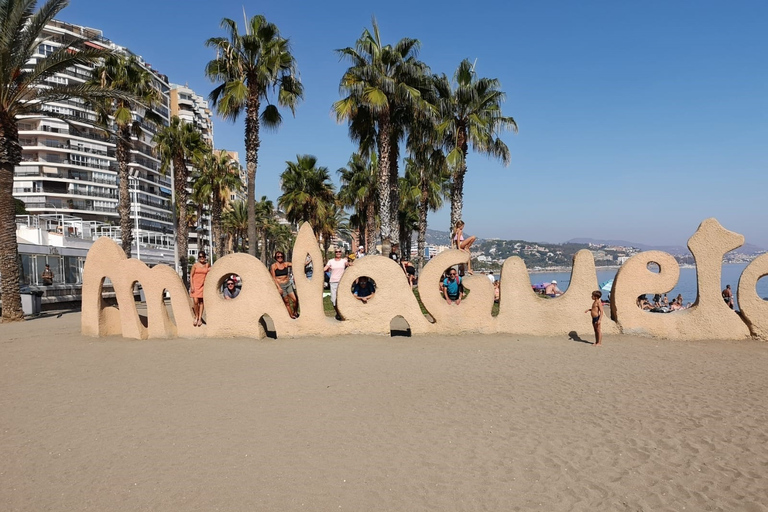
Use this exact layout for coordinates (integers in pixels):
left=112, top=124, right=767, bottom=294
left=13, top=20, right=174, bottom=264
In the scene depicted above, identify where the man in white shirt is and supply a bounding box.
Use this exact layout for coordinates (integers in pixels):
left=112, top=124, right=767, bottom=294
left=356, top=245, right=365, bottom=259
left=487, top=271, right=495, bottom=283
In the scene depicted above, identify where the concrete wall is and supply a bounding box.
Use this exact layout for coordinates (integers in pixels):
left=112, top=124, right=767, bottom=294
left=81, top=219, right=767, bottom=341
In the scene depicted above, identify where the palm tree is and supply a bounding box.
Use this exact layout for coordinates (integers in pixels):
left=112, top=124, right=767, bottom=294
left=193, top=149, right=242, bottom=260
left=397, top=167, right=420, bottom=261
left=334, top=17, right=430, bottom=253
left=406, top=114, right=450, bottom=272
left=278, top=154, right=336, bottom=236
left=90, top=53, right=162, bottom=258
left=153, top=116, right=206, bottom=285
left=317, top=202, right=350, bottom=261
left=337, top=152, right=378, bottom=255
left=435, top=59, right=518, bottom=228
left=253, top=195, right=275, bottom=263
left=205, top=14, right=303, bottom=258
left=0, top=0, right=125, bottom=322
left=223, top=199, right=248, bottom=253
left=265, top=222, right=294, bottom=261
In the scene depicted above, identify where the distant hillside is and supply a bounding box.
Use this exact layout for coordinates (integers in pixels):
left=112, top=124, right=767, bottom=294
left=567, top=238, right=766, bottom=256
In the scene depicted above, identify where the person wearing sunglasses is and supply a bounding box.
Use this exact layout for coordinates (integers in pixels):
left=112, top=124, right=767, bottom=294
left=223, top=278, right=240, bottom=300
left=323, top=247, right=350, bottom=320
left=190, top=251, right=210, bottom=327
left=442, top=268, right=463, bottom=305
left=270, top=251, right=298, bottom=319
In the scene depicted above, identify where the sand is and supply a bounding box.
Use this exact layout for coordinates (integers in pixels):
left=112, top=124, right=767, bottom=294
left=2, top=312, right=768, bottom=511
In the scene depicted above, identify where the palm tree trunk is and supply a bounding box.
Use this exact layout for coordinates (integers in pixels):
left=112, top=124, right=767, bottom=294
left=260, top=230, right=267, bottom=264
left=388, top=139, right=400, bottom=246
left=174, top=157, right=189, bottom=286
left=0, top=167, right=24, bottom=320
left=365, top=199, right=376, bottom=256
left=245, top=82, right=261, bottom=258
left=450, top=164, right=467, bottom=230
left=212, top=199, right=224, bottom=260
left=417, top=190, right=428, bottom=275
left=377, top=111, right=392, bottom=255
left=0, top=114, right=24, bottom=321
left=117, top=127, right=133, bottom=258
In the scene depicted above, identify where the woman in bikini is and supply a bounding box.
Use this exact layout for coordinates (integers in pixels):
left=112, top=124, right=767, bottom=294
left=271, top=251, right=298, bottom=319
left=452, top=220, right=476, bottom=274
left=189, top=251, right=210, bottom=327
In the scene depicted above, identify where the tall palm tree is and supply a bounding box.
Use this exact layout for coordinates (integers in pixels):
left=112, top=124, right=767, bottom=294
left=334, top=17, right=430, bottom=253
left=193, top=149, right=242, bottom=260
left=223, top=199, right=248, bottom=253
left=253, top=195, right=275, bottom=263
left=406, top=114, right=450, bottom=272
left=0, top=0, right=125, bottom=322
left=153, top=116, right=206, bottom=285
left=205, top=14, right=303, bottom=258
left=398, top=166, right=420, bottom=261
left=278, top=154, right=336, bottom=236
left=435, top=59, right=518, bottom=228
left=90, top=53, right=162, bottom=258
left=318, top=202, right=350, bottom=261
left=265, top=222, right=294, bottom=261
left=337, top=152, right=378, bottom=255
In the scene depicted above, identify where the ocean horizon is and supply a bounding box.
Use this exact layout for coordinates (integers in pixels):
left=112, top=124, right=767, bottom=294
left=519, top=262, right=767, bottom=310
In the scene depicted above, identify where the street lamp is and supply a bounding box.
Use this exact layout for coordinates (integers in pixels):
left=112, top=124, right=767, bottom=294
left=129, top=168, right=141, bottom=261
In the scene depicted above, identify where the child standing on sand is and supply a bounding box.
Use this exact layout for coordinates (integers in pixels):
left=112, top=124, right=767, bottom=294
left=585, top=290, right=604, bottom=346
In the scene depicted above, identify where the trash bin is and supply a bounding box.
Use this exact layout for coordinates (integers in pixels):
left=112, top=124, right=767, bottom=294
left=20, top=286, right=43, bottom=316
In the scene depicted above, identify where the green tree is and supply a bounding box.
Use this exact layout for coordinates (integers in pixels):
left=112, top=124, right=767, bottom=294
left=278, top=154, right=336, bottom=237
left=205, top=14, right=303, bottom=258
left=193, top=149, right=242, bottom=260
left=90, top=53, right=162, bottom=258
left=153, top=116, right=207, bottom=285
left=406, top=115, right=450, bottom=272
left=337, top=152, right=378, bottom=255
left=317, top=202, right=350, bottom=262
left=0, top=0, right=123, bottom=322
left=435, top=59, right=517, bottom=228
left=223, top=199, right=248, bottom=253
left=334, top=18, right=429, bottom=253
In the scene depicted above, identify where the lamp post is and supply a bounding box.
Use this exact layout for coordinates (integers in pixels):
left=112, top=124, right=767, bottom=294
left=129, top=169, right=141, bottom=261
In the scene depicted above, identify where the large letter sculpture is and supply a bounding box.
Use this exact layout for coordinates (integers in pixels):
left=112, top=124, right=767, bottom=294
left=81, top=219, right=766, bottom=341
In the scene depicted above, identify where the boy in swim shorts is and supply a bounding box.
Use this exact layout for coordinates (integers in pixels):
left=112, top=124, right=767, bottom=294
left=585, top=290, right=604, bottom=346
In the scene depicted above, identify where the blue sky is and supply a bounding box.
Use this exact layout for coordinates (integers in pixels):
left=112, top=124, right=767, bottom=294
left=60, top=0, right=767, bottom=248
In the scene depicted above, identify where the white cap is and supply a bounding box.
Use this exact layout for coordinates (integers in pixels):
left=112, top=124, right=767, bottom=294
left=551, top=280, right=557, bottom=284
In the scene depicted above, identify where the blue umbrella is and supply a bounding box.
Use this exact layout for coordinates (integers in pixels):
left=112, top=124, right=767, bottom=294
left=600, top=279, right=614, bottom=292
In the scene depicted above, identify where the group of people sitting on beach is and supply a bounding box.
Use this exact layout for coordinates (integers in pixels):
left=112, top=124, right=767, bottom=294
left=636, top=293, right=690, bottom=312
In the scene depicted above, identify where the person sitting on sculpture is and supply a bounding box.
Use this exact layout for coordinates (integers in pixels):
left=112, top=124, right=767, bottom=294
left=443, top=268, right=463, bottom=305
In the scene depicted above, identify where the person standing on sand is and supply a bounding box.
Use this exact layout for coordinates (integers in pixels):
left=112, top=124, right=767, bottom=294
left=323, top=248, right=349, bottom=320
left=271, top=251, right=298, bottom=319
left=189, top=252, right=210, bottom=327
left=722, top=284, right=734, bottom=309
left=585, top=290, right=604, bottom=346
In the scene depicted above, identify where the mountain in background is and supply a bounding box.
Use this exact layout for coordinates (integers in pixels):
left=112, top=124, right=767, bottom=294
left=566, top=238, right=766, bottom=256
left=412, top=230, right=765, bottom=256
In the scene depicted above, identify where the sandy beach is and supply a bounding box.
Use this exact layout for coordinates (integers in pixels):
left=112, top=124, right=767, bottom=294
left=2, top=312, right=768, bottom=511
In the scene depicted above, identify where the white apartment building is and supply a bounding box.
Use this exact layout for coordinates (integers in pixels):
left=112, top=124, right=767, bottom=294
left=13, top=19, right=174, bottom=264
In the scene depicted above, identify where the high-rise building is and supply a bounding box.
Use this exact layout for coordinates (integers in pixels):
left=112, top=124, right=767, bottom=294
left=13, top=19, right=174, bottom=264
left=169, top=84, right=214, bottom=147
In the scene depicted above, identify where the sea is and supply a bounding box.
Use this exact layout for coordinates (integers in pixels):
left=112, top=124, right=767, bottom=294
left=522, top=263, right=767, bottom=310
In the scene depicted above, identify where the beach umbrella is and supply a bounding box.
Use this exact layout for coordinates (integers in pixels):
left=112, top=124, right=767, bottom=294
left=600, top=279, right=614, bottom=292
